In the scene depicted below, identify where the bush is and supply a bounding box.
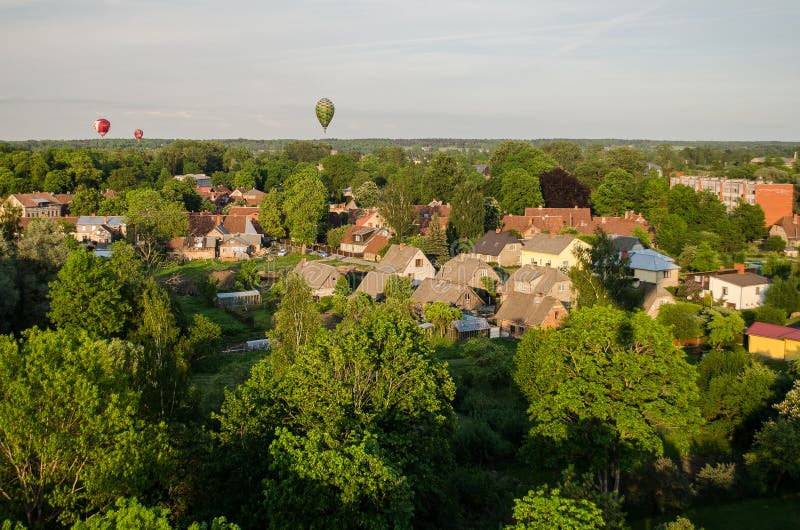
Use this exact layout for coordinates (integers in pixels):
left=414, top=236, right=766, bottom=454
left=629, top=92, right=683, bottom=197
left=693, top=462, right=738, bottom=501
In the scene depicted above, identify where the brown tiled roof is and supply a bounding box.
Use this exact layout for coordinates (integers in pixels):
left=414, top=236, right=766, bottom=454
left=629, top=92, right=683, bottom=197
left=363, top=234, right=390, bottom=256
left=53, top=194, right=73, bottom=205
left=501, top=215, right=535, bottom=236
left=524, top=207, right=592, bottom=227
left=507, top=265, right=569, bottom=295
left=9, top=192, right=62, bottom=208
left=354, top=270, right=393, bottom=299
left=188, top=213, right=220, bottom=236
left=578, top=212, right=651, bottom=237
left=774, top=214, right=800, bottom=240
left=529, top=216, right=565, bottom=234
left=294, top=261, right=341, bottom=290
left=228, top=206, right=260, bottom=219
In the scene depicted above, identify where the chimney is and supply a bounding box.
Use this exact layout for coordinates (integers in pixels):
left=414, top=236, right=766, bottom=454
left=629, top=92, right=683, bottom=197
left=719, top=266, right=726, bottom=271
left=495, top=228, right=501, bottom=233
left=103, top=216, right=108, bottom=224
left=621, top=250, right=628, bottom=260
left=734, top=263, right=745, bottom=275
left=215, top=214, right=222, bottom=225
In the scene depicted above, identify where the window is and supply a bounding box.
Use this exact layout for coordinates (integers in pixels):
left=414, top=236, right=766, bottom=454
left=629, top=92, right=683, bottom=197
left=509, top=244, right=516, bottom=251
left=558, top=283, right=565, bottom=292
left=756, top=287, right=761, bottom=295
left=480, top=270, right=488, bottom=277
left=415, top=258, right=423, bottom=267
left=663, top=270, right=671, bottom=278
left=722, top=286, right=728, bottom=296
left=465, top=293, right=470, bottom=301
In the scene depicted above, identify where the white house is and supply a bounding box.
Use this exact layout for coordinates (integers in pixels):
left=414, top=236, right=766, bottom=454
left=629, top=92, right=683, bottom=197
left=708, top=266, right=769, bottom=310
left=377, top=244, right=435, bottom=282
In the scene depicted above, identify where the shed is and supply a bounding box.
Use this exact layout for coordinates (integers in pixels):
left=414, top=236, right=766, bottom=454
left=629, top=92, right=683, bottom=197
left=450, top=314, right=491, bottom=341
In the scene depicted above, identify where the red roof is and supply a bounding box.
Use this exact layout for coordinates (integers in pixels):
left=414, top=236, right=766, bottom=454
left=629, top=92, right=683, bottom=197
left=746, top=322, right=800, bottom=341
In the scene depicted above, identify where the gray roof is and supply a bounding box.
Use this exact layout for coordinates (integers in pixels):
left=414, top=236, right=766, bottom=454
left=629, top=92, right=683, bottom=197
left=436, top=254, right=499, bottom=285
left=379, top=244, right=425, bottom=274
left=217, top=290, right=260, bottom=299
left=355, top=270, right=394, bottom=299
left=294, top=261, right=341, bottom=290
left=453, top=314, right=491, bottom=333
left=494, top=292, right=565, bottom=328
left=627, top=249, right=680, bottom=272
left=470, top=230, right=519, bottom=257
left=220, top=235, right=250, bottom=247
left=713, top=272, right=769, bottom=288
left=411, top=278, right=485, bottom=307
left=522, top=233, right=578, bottom=255
left=610, top=235, right=645, bottom=253
left=77, top=215, right=126, bottom=227
left=507, top=265, right=569, bottom=295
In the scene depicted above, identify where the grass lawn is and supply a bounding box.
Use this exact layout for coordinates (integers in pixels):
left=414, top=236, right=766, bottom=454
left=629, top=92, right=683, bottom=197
left=632, top=494, right=800, bottom=530
left=175, top=295, right=270, bottom=344
left=190, top=349, right=268, bottom=421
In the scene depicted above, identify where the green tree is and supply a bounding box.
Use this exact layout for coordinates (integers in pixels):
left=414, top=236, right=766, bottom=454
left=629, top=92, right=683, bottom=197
left=283, top=167, right=327, bottom=247
left=161, top=177, right=202, bottom=212
left=258, top=188, right=284, bottom=238
left=657, top=302, right=703, bottom=341
left=424, top=152, right=462, bottom=202
left=764, top=277, right=800, bottom=315
left=746, top=381, right=800, bottom=491
left=71, top=498, right=172, bottom=530
left=326, top=225, right=349, bottom=249
left=505, top=486, right=605, bottom=530
left=69, top=186, right=104, bottom=216
left=514, top=307, right=701, bottom=496
left=500, top=168, right=544, bottom=214
left=449, top=180, right=485, bottom=241
left=381, top=182, right=417, bottom=240
left=353, top=180, right=381, bottom=208
left=425, top=215, right=450, bottom=266
left=43, top=169, right=73, bottom=193
left=125, top=189, right=188, bottom=269
left=731, top=200, right=766, bottom=242
left=268, top=273, right=321, bottom=375
left=591, top=169, right=636, bottom=216
left=705, top=310, right=745, bottom=349
left=384, top=274, right=413, bottom=305
left=0, top=329, right=168, bottom=527
left=762, top=235, right=787, bottom=253
left=423, top=302, right=462, bottom=337
left=690, top=241, right=720, bottom=272
left=541, top=140, right=583, bottom=173
left=48, top=250, right=131, bottom=339
left=320, top=153, right=358, bottom=197
left=483, top=196, right=502, bottom=232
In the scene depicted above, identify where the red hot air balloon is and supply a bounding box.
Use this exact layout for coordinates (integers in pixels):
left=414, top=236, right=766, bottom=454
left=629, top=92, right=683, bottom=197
left=134, top=129, right=143, bottom=143
left=93, top=118, right=111, bottom=138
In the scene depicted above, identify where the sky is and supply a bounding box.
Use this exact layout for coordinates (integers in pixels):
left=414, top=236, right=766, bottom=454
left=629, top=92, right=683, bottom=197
left=0, top=0, right=798, bottom=141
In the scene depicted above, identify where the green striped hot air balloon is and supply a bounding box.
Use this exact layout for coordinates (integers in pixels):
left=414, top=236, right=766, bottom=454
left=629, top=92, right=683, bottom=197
left=315, top=98, right=334, bottom=132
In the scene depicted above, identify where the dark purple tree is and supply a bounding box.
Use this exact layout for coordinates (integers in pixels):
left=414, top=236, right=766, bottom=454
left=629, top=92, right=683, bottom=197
left=539, top=168, right=591, bottom=208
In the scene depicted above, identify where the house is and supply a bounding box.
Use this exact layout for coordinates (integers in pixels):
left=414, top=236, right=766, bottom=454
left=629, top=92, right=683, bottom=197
left=469, top=230, right=522, bottom=267
left=411, top=278, right=487, bottom=312
left=221, top=215, right=266, bottom=248
left=436, top=254, right=503, bottom=291
left=520, top=234, right=590, bottom=270
left=707, top=264, right=769, bottom=310
left=642, top=283, right=675, bottom=318
left=340, top=226, right=390, bottom=256
left=354, top=270, right=394, bottom=300
left=745, top=321, right=800, bottom=361
left=627, top=248, right=680, bottom=288
left=219, top=236, right=251, bottom=261
left=242, top=188, right=266, bottom=206
left=501, top=215, right=538, bottom=239
left=493, top=293, right=567, bottom=338
left=1, top=193, right=66, bottom=218
left=363, top=234, right=390, bottom=262
left=414, top=200, right=450, bottom=235
left=355, top=208, right=389, bottom=231
left=215, top=290, right=262, bottom=308
left=227, top=206, right=260, bottom=219
left=294, top=260, right=341, bottom=298
left=75, top=216, right=126, bottom=244
left=197, top=186, right=232, bottom=208
left=377, top=244, right=435, bottom=282
left=167, top=236, right=218, bottom=260
left=504, top=265, right=572, bottom=305
left=769, top=214, right=800, bottom=249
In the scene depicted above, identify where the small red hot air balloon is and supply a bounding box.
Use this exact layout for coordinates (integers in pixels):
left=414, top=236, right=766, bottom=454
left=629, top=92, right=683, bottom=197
left=93, top=118, right=110, bottom=138
left=134, top=129, right=143, bottom=143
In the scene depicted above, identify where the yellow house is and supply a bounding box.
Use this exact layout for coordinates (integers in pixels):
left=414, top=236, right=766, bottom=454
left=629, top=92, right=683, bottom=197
left=745, top=322, right=800, bottom=361
left=520, top=234, right=590, bottom=270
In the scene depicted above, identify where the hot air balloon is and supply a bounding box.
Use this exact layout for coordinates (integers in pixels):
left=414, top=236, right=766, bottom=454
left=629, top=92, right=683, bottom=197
left=315, top=98, right=334, bottom=133
left=93, top=118, right=110, bottom=138
left=134, top=129, right=143, bottom=143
